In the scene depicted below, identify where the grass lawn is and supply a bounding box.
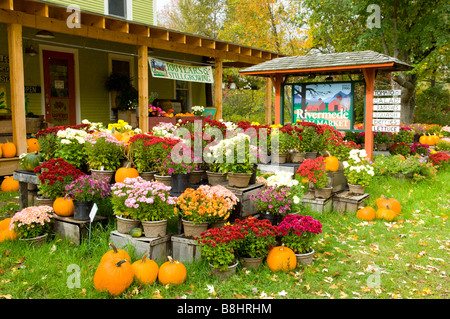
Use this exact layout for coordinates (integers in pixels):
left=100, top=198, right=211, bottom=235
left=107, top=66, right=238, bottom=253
left=0, top=168, right=448, bottom=301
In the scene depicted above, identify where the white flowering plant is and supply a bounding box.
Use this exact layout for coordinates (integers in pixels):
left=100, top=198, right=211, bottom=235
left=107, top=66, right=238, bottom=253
left=192, top=105, right=205, bottom=116
left=54, top=128, right=89, bottom=169
left=342, top=149, right=375, bottom=186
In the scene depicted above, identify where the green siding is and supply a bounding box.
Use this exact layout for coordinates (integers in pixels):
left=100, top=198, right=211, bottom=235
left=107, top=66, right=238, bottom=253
left=133, top=0, right=154, bottom=25
left=43, top=0, right=104, bottom=15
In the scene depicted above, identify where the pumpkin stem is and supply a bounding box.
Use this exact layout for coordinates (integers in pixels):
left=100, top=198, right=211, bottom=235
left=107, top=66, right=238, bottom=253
left=167, top=256, right=174, bottom=264
left=326, top=151, right=331, bottom=157
left=115, top=259, right=127, bottom=267
left=141, top=254, right=148, bottom=263
left=109, top=243, right=118, bottom=253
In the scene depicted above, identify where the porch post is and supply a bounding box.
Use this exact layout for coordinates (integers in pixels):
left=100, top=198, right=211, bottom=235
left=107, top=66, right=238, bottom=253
left=271, top=74, right=282, bottom=125
left=265, top=78, right=272, bottom=125
left=362, top=68, right=375, bottom=161
left=138, top=45, right=149, bottom=133
left=7, top=23, right=26, bottom=156
left=214, top=57, right=223, bottom=120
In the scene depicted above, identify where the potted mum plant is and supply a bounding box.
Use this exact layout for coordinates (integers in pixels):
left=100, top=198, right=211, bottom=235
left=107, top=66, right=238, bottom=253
left=234, top=216, right=278, bottom=268
left=278, top=214, right=322, bottom=265
left=342, top=149, right=374, bottom=194
left=34, top=158, right=85, bottom=205
left=54, top=127, right=90, bottom=170
left=10, top=205, right=53, bottom=246
left=250, top=186, right=292, bottom=225
left=175, top=187, right=232, bottom=238
left=64, top=175, right=111, bottom=221
left=110, top=177, right=176, bottom=237
left=85, top=132, right=127, bottom=183
left=128, top=133, right=161, bottom=181
left=296, top=156, right=332, bottom=199
left=196, top=225, right=245, bottom=279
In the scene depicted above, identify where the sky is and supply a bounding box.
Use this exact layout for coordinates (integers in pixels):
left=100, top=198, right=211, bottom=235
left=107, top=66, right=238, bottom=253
left=156, top=0, right=172, bottom=13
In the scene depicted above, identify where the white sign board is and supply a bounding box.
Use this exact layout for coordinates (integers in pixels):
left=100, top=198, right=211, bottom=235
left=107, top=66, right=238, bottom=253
left=373, top=112, right=401, bottom=119
left=374, top=90, right=402, bottom=96
left=373, top=119, right=401, bottom=126
left=373, top=126, right=400, bottom=133
left=373, top=104, right=401, bottom=111
left=373, top=97, right=402, bottom=104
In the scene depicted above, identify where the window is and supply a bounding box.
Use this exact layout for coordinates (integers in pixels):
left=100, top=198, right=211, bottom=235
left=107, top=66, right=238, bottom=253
left=175, top=80, right=190, bottom=112
left=106, top=0, right=132, bottom=20
left=108, top=54, right=135, bottom=121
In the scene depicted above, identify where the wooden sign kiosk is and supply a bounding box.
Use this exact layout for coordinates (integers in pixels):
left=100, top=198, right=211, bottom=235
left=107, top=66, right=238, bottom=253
left=240, top=50, right=413, bottom=160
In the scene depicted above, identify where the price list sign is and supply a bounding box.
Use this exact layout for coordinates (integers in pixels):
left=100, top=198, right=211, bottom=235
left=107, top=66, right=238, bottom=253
left=372, top=90, right=401, bottom=133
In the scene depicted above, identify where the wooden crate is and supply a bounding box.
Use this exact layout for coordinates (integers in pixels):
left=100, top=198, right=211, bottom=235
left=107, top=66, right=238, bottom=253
left=51, top=215, right=108, bottom=245
left=332, top=191, right=370, bottom=214
left=225, top=182, right=264, bottom=219
left=0, top=158, right=20, bottom=177
left=109, top=230, right=171, bottom=262
left=301, top=192, right=333, bottom=213
left=171, top=234, right=202, bottom=263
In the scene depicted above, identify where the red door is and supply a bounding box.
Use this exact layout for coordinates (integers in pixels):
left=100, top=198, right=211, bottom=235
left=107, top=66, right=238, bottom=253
left=43, top=50, right=76, bottom=125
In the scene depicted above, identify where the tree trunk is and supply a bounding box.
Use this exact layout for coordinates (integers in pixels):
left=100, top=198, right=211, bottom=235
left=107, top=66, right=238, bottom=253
left=393, top=72, right=417, bottom=124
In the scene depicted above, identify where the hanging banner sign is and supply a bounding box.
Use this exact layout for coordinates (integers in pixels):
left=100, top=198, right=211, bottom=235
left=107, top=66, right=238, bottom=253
left=374, top=89, right=401, bottom=96
left=148, top=57, right=213, bottom=83
left=373, top=97, right=401, bottom=104
left=373, top=104, right=401, bottom=111
left=373, top=126, right=400, bottom=133
left=373, top=119, right=400, bottom=125
left=373, top=112, right=401, bottom=119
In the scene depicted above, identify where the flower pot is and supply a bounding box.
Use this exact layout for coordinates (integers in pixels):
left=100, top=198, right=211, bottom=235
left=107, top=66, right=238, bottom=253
left=348, top=183, right=366, bottom=195
left=90, top=169, right=115, bottom=183
left=141, top=219, right=167, bottom=238
left=376, top=143, right=388, bottom=151
left=171, top=173, right=190, bottom=194
left=35, top=197, right=54, bottom=207
left=291, top=152, right=306, bottom=163
left=206, top=171, right=227, bottom=186
left=116, top=216, right=140, bottom=234
left=189, top=170, right=204, bottom=185
left=19, top=233, right=48, bottom=247
left=295, top=248, right=315, bottom=266
left=73, top=200, right=93, bottom=221
left=314, top=187, right=333, bottom=199
left=182, top=219, right=209, bottom=238
left=209, top=219, right=227, bottom=229
left=305, top=152, right=318, bottom=159
left=140, top=171, right=156, bottom=182
left=210, top=261, right=238, bottom=280
left=228, top=172, right=252, bottom=188
left=154, top=174, right=172, bottom=187
left=257, top=211, right=280, bottom=225
left=271, top=153, right=288, bottom=164
left=240, top=256, right=264, bottom=269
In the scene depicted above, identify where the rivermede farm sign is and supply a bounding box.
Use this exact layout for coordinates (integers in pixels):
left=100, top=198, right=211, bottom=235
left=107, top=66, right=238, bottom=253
left=149, top=57, right=213, bottom=83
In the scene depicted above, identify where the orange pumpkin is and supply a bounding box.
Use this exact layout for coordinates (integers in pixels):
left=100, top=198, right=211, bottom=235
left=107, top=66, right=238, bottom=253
left=53, top=197, right=74, bottom=217
left=100, top=243, right=131, bottom=264
left=132, top=254, right=159, bottom=285
left=93, top=259, right=134, bottom=296
left=1, top=142, right=16, bottom=158
left=356, top=206, right=376, bottom=221
left=266, top=245, right=297, bottom=272
left=0, top=144, right=2, bottom=157
left=376, top=206, right=397, bottom=221
left=376, top=195, right=401, bottom=216
left=26, top=138, right=40, bottom=152
left=115, top=167, right=139, bottom=183
left=0, top=218, right=18, bottom=242
left=325, top=153, right=340, bottom=172
left=1, top=176, right=19, bottom=192
left=158, top=256, right=187, bottom=285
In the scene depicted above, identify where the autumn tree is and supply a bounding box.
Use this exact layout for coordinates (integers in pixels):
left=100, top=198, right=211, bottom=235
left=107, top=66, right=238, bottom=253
left=300, top=0, right=449, bottom=123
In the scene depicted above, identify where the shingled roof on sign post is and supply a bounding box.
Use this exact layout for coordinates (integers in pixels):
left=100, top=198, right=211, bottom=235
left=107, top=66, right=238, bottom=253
left=239, top=50, right=413, bottom=76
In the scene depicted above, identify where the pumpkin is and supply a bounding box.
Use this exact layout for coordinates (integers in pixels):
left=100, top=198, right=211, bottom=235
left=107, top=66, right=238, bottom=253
left=53, top=197, right=74, bottom=217
left=1, top=176, right=19, bottom=192
left=356, top=206, right=376, bottom=221
left=376, top=195, right=401, bottom=216
left=158, top=256, right=187, bottom=285
left=100, top=243, right=131, bottom=264
left=266, top=245, right=297, bottom=272
left=22, top=152, right=41, bottom=172
left=0, top=144, right=2, bottom=157
left=325, top=152, right=340, bottom=172
left=0, top=218, right=18, bottom=242
left=26, top=138, right=40, bottom=152
left=131, top=254, right=159, bottom=285
left=93, top=259, right=134, bottom=296
left=376, top=205, right=397, bottom=221
left=115, top=167, right=139, bottom=183
left=1, top=142, right=16, bottom=158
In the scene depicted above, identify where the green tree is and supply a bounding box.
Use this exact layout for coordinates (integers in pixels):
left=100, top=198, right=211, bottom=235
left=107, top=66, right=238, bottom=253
left=301, top=0, right=449, bottom=123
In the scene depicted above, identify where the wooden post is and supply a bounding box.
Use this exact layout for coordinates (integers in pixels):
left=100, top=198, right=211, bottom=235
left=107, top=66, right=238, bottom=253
left=271, top=74, right=282, bottom=125
left=362, top=68, right=376, bottom=161
left=265, top=78, right=272, bottom=125
left=138, top=45, right=149, bottom=133
left=214, top=57, right=223, bottom=120
left=7, top=23, right=27, bottom=156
